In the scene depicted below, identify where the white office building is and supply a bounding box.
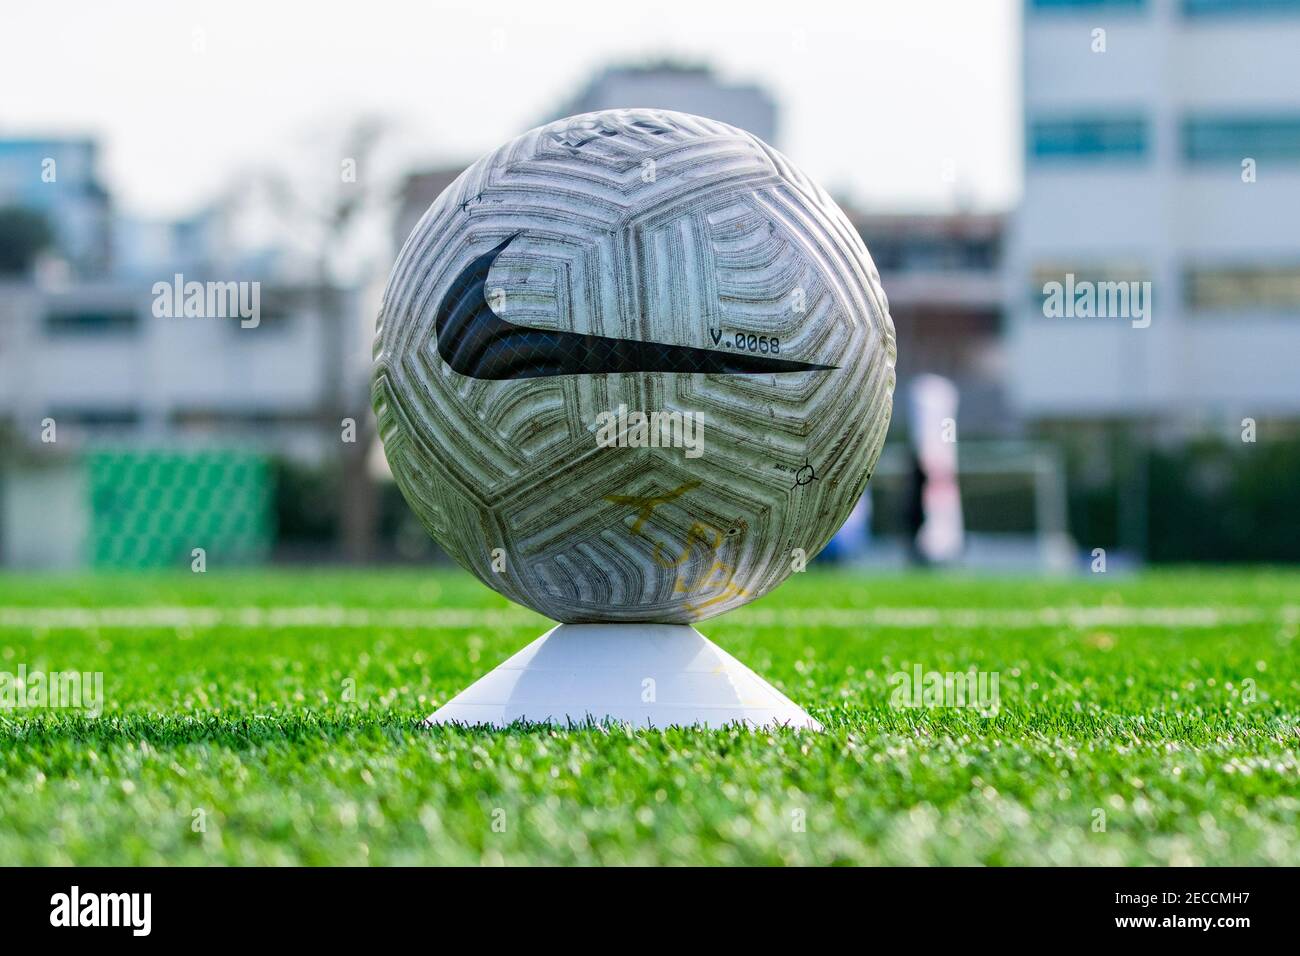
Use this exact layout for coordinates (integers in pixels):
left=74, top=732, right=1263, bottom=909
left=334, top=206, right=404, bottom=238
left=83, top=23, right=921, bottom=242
left=0, top=278, right=360, bottom=459
left=1007, top=0, right=1300, bottom=423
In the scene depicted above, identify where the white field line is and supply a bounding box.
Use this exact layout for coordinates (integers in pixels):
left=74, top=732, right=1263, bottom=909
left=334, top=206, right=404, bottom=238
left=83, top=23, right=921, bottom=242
left=0, top=606, right=532, bottom=631
left=739, top=606, right=1298, bottom=629
left=0, top=605, right=1295, bottom=631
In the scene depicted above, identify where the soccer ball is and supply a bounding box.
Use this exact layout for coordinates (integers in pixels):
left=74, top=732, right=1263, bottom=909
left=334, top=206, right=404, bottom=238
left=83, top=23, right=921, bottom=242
left=374, top=108, right=894, bottom=623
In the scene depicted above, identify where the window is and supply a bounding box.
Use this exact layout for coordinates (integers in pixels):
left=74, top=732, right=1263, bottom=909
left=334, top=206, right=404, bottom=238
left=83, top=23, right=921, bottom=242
left=1031, top=0, right=1145, bottom=10
left=1185, top=265, right=1300, bottom=312
left=222, top=290, right=299, bottom=334
left=862, top=237, right=999, bottom=272
left=1183, top=116, right=1300, bottom=163
left=1030, top=118, right=1148, bottom=161
left=44, top=308, right=138, bottom=336
left=1030, top=263, right=1151, bottom=312
left=48, top=408, right=140, bottom=427
left=1183, top=0, right=1300, bottom=16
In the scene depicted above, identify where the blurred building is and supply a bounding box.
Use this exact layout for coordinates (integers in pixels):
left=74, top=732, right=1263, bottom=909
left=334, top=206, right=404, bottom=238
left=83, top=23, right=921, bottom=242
left=850, top=211, right=1008, bottom=434
left=0, top=278, right=354, bottom=460
left=112, top=207, right=225, bottom=279
left=0, top=275, right=359, bottom=568
left=556, top=61, right=778, bottom=144
left=0, top=129, right=384, bottom=568
left=393, top=62, right=780, bottom=251
left=0, top=130, right=365, bottom=461
left=0, top=138, right=112, bottom=276
left=1007, top=0, right=1300, bottom=422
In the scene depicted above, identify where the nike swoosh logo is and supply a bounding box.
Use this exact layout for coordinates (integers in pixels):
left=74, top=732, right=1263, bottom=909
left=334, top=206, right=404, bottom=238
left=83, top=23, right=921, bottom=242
left=434, top=235, right=837, bottom=379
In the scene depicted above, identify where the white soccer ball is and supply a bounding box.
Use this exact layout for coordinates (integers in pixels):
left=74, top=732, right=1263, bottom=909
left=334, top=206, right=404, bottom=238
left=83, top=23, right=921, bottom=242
left=374, top=108, right=895, bottom=623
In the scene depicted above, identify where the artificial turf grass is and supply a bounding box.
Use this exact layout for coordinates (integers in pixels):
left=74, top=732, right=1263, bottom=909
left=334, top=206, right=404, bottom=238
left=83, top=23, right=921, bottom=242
left=0, top=568, right=1296, bottom=865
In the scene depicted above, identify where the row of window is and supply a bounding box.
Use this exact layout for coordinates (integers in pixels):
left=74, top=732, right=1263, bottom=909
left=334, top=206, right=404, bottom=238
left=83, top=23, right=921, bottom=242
left=857, top=237, right=1000, bottom=272
left=1031, top=0, right=1300, bottom=16
left=40, top=269, right=1300, bottom=332
left=44, top=309, right=138, bottom=335
left=1029, top=116, right=1300, bottom=161
left=1031, top=264, right=1300, bottom=311
left=1186, top=265, right=1300, bottom=309
left=41, top=308, right=293, bottom=336
left=45, top=409, right=312, bottom=428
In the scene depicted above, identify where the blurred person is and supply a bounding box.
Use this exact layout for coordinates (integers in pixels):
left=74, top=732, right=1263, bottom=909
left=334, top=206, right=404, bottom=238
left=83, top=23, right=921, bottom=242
left=906, top=374, right=963, bottom=566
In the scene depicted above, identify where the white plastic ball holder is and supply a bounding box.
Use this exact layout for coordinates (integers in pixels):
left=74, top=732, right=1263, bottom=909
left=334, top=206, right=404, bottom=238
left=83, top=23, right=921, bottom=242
left=427, top=623, right=823, bottom=731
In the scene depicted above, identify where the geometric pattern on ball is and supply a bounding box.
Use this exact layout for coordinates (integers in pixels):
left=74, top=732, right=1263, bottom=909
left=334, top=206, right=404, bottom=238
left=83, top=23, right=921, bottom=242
left=375, top=108, right=895, bottom=623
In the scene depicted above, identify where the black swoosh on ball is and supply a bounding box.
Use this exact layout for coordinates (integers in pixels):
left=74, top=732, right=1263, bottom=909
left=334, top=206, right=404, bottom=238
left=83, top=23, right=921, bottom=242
left=435, top=235, right=837, bottom=380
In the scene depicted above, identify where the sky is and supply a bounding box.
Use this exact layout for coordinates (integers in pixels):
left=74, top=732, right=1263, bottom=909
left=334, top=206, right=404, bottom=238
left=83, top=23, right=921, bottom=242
left=0, top=0, right=1019, bottom=220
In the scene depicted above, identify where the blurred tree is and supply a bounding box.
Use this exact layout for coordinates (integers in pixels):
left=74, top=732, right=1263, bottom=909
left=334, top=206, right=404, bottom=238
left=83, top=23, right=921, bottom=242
left=233, top=116, right=396, bottom=563
left=1043, top=421, right=1300, bottom=563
